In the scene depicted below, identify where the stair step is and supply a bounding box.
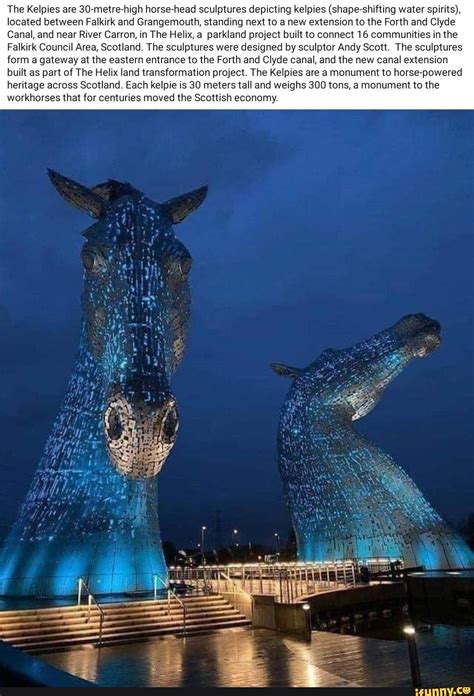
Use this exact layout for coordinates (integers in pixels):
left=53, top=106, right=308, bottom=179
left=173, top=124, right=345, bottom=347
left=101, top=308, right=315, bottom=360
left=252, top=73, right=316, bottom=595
left=0, top=598, right=228, bottom=623
left=0, top=596, right=228, bottom=624
left=0, top=604, right=233, bottom=630
left=2, top=611, right=242, bottom=642
left=0, top=595, right=221, bottom=619
left=17, top=616, right=251, bottom=650
left=27, top=619, right=251, bottom=654
left=0, top=605, right=237, bottom=634
left=0, top=607, right=239, bottom=640
left=0, top=594, right=251, bottom=654
left=0, top=606, right=86, bottom=619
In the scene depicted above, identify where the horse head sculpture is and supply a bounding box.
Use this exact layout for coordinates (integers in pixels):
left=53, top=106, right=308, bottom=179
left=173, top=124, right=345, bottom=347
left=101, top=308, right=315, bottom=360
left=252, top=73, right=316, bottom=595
left=271, top=314, right=473, bottom=569
left=0, top=171, right=207, bottom=597
left=49, top=170, right=206, bottom=479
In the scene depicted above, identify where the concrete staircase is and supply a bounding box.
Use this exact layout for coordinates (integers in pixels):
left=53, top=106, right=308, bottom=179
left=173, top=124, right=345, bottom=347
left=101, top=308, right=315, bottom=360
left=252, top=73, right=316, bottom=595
left=0, top=594, right=251, bottom=654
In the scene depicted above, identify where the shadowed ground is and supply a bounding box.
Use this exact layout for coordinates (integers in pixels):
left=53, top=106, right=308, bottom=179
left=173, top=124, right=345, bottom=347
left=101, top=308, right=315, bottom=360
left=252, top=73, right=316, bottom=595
left=43, top=626, right=474, bottom=688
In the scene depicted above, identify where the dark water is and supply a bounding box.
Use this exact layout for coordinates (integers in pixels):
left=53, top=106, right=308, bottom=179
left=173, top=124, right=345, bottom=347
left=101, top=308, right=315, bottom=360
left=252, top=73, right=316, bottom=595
left=312, top=582, right=474, bottom=639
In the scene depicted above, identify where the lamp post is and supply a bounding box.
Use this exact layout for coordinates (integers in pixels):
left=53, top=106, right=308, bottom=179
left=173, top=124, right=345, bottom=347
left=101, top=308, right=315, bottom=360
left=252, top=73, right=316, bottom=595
left=274, top=532, right=280, bottom=555
left=302, top=603, right=312, bottom=642
left=403, top=626, right=422, bottom=688
left=232, top=528, right=239, bottom=547
left=201, top=526, right=207, bottom=564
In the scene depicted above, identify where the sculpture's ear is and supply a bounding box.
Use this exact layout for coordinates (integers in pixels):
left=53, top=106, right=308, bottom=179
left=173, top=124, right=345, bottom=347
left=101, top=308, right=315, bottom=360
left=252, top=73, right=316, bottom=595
left=48, top=169, right=108, bottom=219
left=270, top=363, right=303, bottom=379
left=162, top=186, right=208, bottom=224
left=321, top=348, right=339, bottom=359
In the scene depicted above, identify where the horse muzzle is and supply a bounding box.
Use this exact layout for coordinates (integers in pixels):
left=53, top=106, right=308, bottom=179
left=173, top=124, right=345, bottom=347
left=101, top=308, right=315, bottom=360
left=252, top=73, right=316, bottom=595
left=394, top=313, right=441, bottom=358
left=103, top=384, right=179, bottom=480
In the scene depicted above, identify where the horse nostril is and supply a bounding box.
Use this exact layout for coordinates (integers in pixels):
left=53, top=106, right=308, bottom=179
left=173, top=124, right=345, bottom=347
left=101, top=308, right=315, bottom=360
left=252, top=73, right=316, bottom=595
left=105, top=405, right=124, bottom=441
left=161, top=403, right=179, bottom=442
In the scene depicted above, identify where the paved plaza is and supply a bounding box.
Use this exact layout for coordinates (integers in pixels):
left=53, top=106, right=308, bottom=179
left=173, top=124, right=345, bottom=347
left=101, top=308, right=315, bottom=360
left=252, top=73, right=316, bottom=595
left=43, top=626, right=474, bottom=688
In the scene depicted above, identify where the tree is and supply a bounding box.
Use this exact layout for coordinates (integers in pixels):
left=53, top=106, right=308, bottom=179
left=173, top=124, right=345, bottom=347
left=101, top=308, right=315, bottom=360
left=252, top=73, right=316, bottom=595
left=162, top=540, right=179, bottom=565
left=459, top=513, right=474, bottom=550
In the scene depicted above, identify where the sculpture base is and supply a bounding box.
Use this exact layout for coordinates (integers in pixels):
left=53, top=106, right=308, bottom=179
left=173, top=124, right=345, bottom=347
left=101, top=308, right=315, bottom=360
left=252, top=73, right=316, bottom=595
left=298, top=527, right=474, bottom=570
left=0, top=530, right=167, bottom=598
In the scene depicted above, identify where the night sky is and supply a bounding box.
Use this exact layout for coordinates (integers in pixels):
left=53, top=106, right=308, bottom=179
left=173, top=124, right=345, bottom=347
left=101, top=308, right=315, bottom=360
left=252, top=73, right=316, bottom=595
left=0, top=110, right=472, bottom=550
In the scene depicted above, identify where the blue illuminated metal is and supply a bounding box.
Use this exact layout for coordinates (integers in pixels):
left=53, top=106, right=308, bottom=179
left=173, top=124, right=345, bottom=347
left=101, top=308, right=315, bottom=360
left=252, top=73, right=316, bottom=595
left=0, top=171, right=207, bottom=597
left=272, top=314, right=474, bottom=570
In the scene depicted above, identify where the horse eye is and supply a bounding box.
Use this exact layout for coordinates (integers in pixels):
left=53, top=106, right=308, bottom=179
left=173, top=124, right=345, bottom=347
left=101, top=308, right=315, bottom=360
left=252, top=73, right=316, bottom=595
left=162, top=408, right=178, bottom=441
left=179, top=256, right=192, bottom=277
left=106, top=407, right=124, bottom=441
left=81, top=247, right=105, bottom=273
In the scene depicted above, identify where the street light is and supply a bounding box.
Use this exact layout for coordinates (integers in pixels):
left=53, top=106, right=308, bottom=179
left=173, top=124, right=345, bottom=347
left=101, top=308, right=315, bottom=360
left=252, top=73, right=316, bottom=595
left=232, top=528, right=239, bottom=546
left=302, top=603, right=311, bottom=642
left=403, top=626, right=422, bottom=688
left=201, top=526, right=207, bottom=563
left=274, top=532, right=280, bottom=554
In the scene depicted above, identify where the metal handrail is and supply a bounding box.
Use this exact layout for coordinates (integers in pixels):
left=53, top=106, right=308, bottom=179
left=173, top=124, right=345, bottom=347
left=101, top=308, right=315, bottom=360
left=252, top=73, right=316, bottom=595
left=169, top=563, right=357, bottom=607
left=218, top=569, right=253, bottom=599
left=153, top=574, right=187, bottom=636
left=218, top=569, right=254, bottom=621
left=77, top=577, right=105, bottom=646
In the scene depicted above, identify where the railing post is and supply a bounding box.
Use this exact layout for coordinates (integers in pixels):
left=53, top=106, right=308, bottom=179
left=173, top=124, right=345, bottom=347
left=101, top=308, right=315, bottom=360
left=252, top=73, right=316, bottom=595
left=168, top=588, right=171, bottom=615
left=88, top=593, right=92, bottom=622
left=404, top=627, right=422, bottom=688
left=153, top=574, right=157, bottom=601
left=77, top=577, right=82, bottom=606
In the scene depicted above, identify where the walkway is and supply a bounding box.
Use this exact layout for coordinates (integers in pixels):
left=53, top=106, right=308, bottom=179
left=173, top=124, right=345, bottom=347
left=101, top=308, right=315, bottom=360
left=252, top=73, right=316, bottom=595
left=170, top=561, right=356, bottom=603
left=43, top=626, right=474, bottom=688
